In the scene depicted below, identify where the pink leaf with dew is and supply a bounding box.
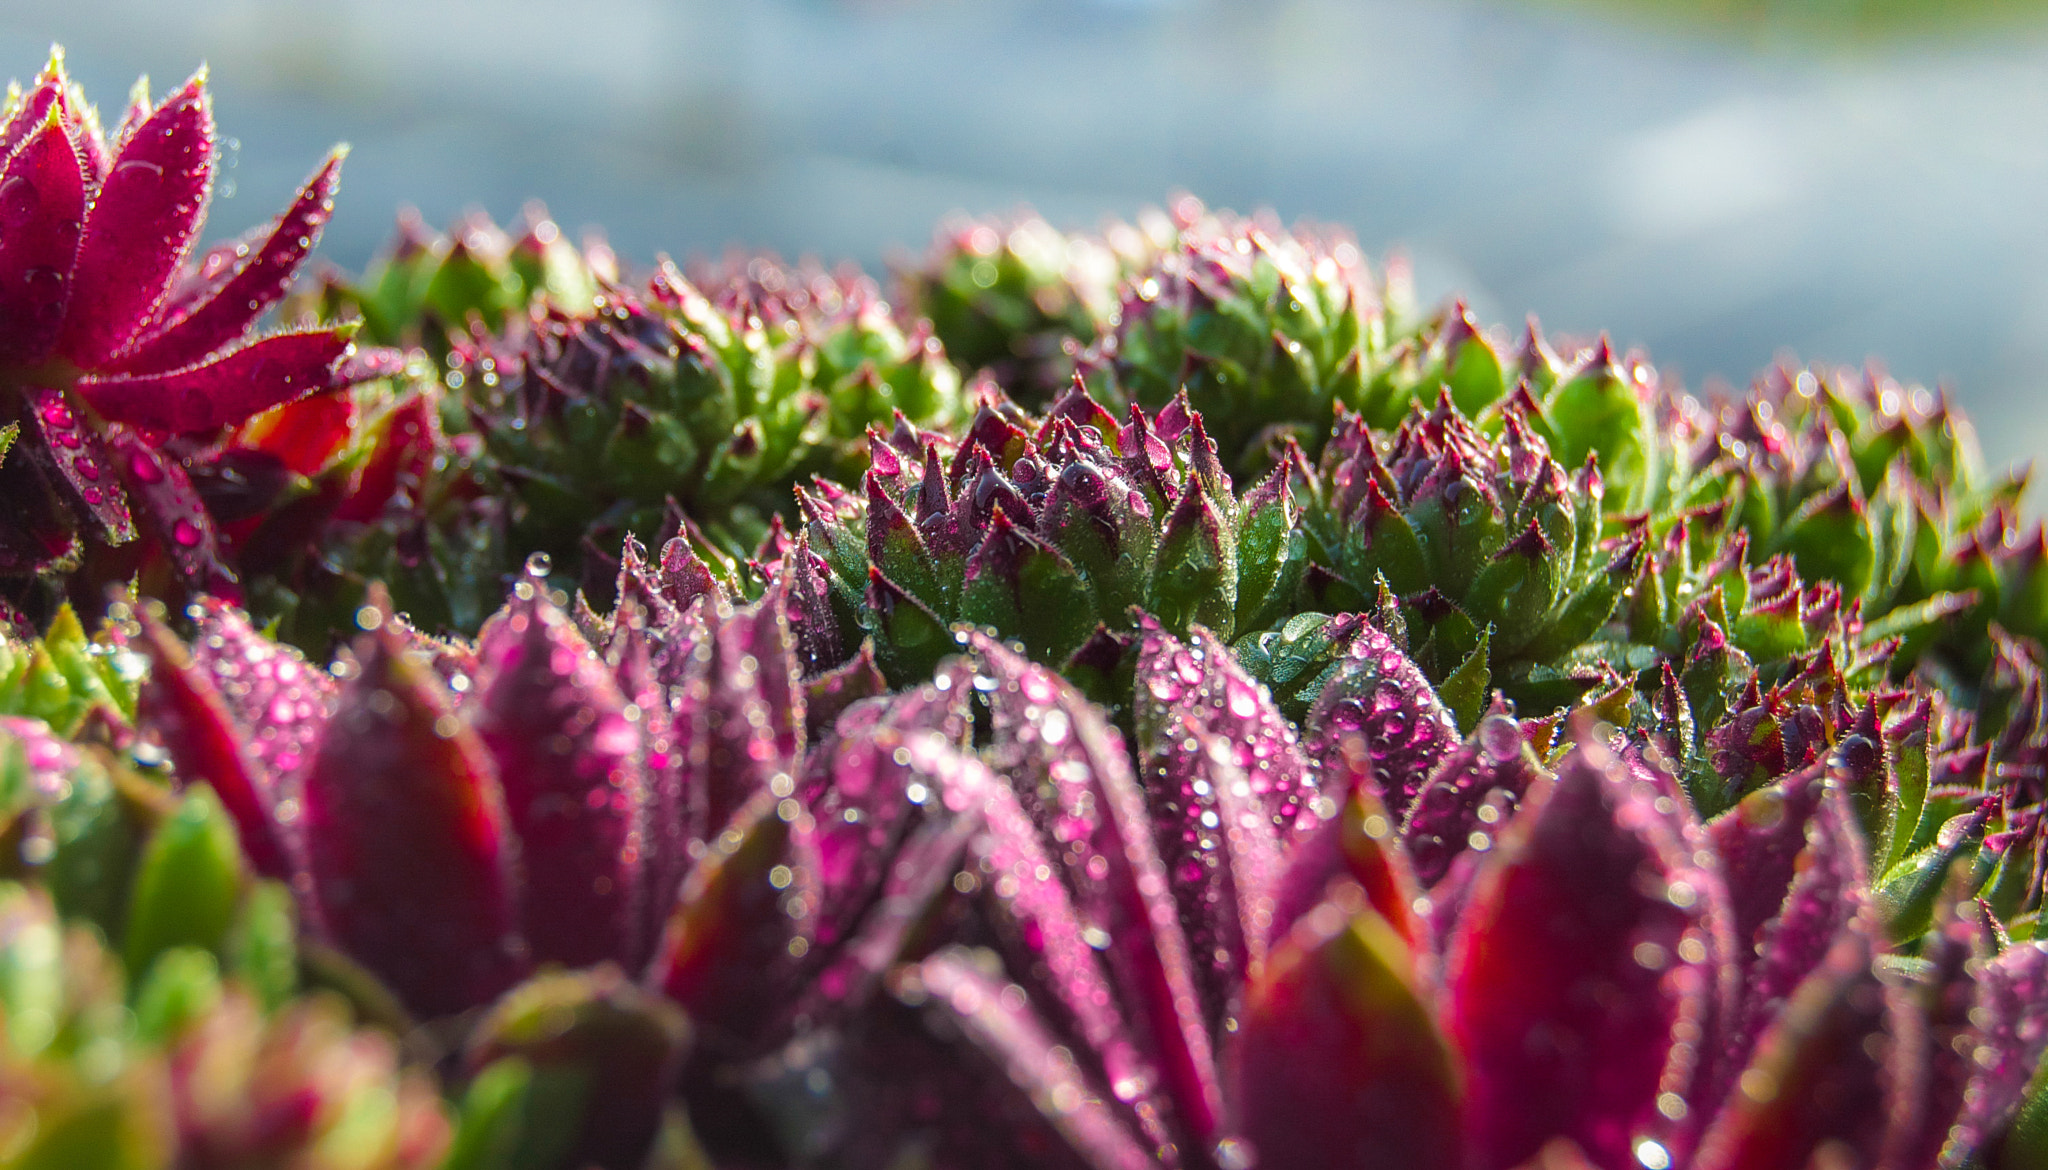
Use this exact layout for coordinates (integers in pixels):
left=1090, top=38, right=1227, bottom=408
left=58, top=71, right=213, bottom=366
left=676, top=587, right=805, bottom=851
left=939, top=717, right=1174, bottom=1159
left=973, top=634, right=1225, bottom=1147
left=22, top=386, right=132, bottom=542
left=1950, top=941, right=2048, bottom=1159
left=0, top=67, right=64, bottom=160
left=1881, top=885, right=1991, bottom=1170
left=299, top=611, right=525, bottom=1019
left=1132, top=626, right=1287, bottom=1035
left=110, top=147, right=346, bottom=374
left=1401, top=711, right=1549, bottom=889
left=648, top=789, right=818, bottom=1059
left=1228, top=887, right=1464, bottom=1170
left=1301, top=617, right=1458, bottom=819
left=1691, top=916, right=1902, bottom=1170
left=78, top=326, right=351, bottom=433
left=1133, top=624, right=1317, bottom=835
left=103, top=430, right=237, bottom=596
left=893, top=951, right=1161, bottom=1170
left=0, top=112, right=87, bottom=365
left=181, top=597, right=334, bottom=790
left=1444, top=735, right=1726, bottom=1170
left=134, top=609, right=292, bottom=879
left=1268, top=767, right=1430, bottom=960
left=471, top=587, right=647, bottom=972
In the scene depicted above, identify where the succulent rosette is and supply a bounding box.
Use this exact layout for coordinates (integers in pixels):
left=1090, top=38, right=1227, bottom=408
left=313, top=205, right=609, bottom=356
left=462, top=253, right=965, bottom=597
left=0, top=881, right=451, bottom=1170
left=0, top=51, right=380, bottom=618
left=800, top=383, right=1307, bottom=690
left=832, top=625, right=2048, bottom=1170
left=897, top=208, right=1148, bottom=403
left=1084, top=202, right=1413, bottom=478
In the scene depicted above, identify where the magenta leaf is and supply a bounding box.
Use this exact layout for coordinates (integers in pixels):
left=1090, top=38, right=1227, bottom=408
left=181, top=596, right=334, bottom=785
left=673, top=591, right=805, bottom=852
left=135, top=610, right=290, bottom=878
left=1950, top=941, right=2048, bottom=1158
left=299, top=617, right=524, bottom=1019
left=1228, top=890, right=1463, bottom=1170
left=973, top=633, right=1225, bottom=1145
left=649, top=789, right=818, bottom=1058
left=893, top=951, right=1161, bottom=1170
left=1444, top=736, right=1726, bottom=1170
left=1133, top=625, right=1317, bottom=834
left=1401, top=712, right=1548, bottom=888
left=471, top=589, right=648, bottom=971
left=0, top=113, right=86, bottom=364
left=1692, top=920, right=1897, bottom=1170
left=111, top=146, right=347, bottom=373
left=0, top=68, right=63, bottom=160
left=23, top=386, right=132, bottom=542
left=1301, top=617, right=1458, bottom=817
left=78, top=326, right=351, bottom=433
left=58, top=71, right=213, bottom=366
left=104, top=431, right=237, bottom=596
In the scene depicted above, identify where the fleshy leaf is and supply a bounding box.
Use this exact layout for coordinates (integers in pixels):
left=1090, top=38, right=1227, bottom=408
left=0, top=111, right=87, bottom=364
left=78, top=326, right=351, bottom=432
left=893, top=951, right=1160, bottom=1170
left=1444, top=735, right=1724, bottom=1170
left=24, top=386, right=133, bottom=542
left=1301, top=618, right=1458, bottom=817
left=472, top=589, right=647, bottom=970
left=1229, top=889, right=1462, bottom=1170
left=299, top=616, right=524, bottom=1018
left=974, top=633, right=1226, bottom=1144
left=112, top=146, right=347, bottom=373
left=1950, top=941, right=2048, bottom=1157
left=58, top=71, right=214, bottom=366
left=1401, top=712, right=1548, bottom=889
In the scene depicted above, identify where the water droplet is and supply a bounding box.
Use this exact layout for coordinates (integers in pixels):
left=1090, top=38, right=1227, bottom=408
left=171, top=518, right=202, bottom=547
left=525, top=550, right=553, bottom=577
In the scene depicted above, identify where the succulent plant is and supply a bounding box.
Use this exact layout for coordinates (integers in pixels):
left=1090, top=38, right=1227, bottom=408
left=896, top=209, right=1148, bottom=403
left=837, top=627, right=2048, bottom=1170
left=460, top=254, right=965, bottom=594
left=802, top=385, right=1307, bottom=690
left=0, top=880, right=451, bottom=1170
left=0, top=49, right=379, bottom=617
left=1082, top=202, right=1414, bottom=479
left=312, top=205, right=609, bottom=358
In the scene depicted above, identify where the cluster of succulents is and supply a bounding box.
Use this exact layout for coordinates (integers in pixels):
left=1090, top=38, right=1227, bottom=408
left=3, top=45, right=2048, bottom=1170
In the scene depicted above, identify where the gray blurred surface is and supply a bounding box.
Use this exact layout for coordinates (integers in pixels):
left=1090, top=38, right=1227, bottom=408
left=6, top=0, right=2048, bottom=476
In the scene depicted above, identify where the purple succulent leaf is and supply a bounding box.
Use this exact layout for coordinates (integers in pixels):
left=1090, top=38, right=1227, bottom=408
left=1227, top=888, right=1463, bottom=1170
left=675, top=591, right=805, bottom=851
left=1948, top=941, right=2048, bottom=1160
left=944, top=712, right=1175, bottom=1157
left=0, top=715, right=77, bottom=795
left=77, top=325, right=352, bottom=432
left=1269, top=775, right=1430, bottom=960
left=23, top=386, right=132, bottom=542
left=806, top=727, right=940, bottom=951
left=1692, top=918, right=1899, bottom=1170
left=300, top=615, right=525, bottom=1019
left=648, top=788, right=818, bottom=1058
left=0, top=111, right=86, bottom=365
left=1134, top=625, right=1316, bottom=835
left=1444, top=734, right=1728, bottom=1170
left=972, top=634, right=1225, bottom=1146
left=57, top=71, right=213, bottom=367
left=1400, top=712, right=1549, bottom=889
left=1712, top=781, right=1872, bottom=1117
left=471, top=588, right=648, bottom=971
left=1706, top=763, right=1830, bottom=966
left=135, top=608, right=291, bottom=878
left=106, top=430, right=238, bottom=594
left=789, top=732, right=985, bottom=1025
left=889, top=952, right=1161, bottom=1170
left=182, top=596, right=334, bottom=785
left=1880, top=886, right=1992, bottom=1170
left=1301, top=617, right=1458, bottom=818
left=0, top=68, right=64, bottom=160
left=110, top=146, right=345, bottom=374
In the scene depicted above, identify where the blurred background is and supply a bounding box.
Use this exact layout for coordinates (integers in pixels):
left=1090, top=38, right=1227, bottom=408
left=6, top=0, right=2048, bottom=477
